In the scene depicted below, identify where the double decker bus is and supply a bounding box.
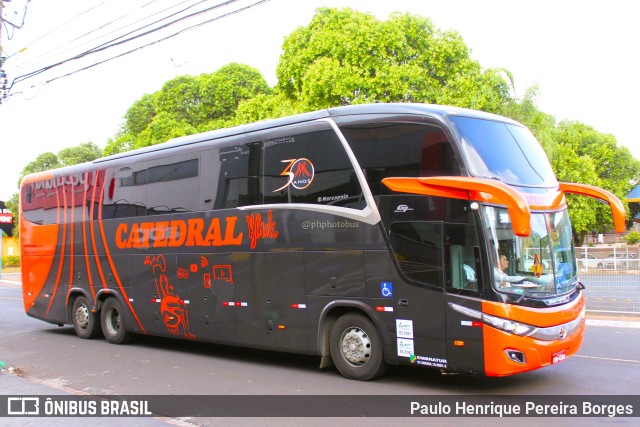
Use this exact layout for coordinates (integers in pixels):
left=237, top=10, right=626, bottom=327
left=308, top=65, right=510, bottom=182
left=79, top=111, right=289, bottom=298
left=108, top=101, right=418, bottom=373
left=20, top=103, right=625, bottom=380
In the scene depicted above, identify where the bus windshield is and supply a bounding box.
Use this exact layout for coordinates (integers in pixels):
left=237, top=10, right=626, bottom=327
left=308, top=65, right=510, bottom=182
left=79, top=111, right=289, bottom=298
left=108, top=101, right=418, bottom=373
left=451, top=116, right=558, bottom=187
left=483, top=206, right=578, bottom=299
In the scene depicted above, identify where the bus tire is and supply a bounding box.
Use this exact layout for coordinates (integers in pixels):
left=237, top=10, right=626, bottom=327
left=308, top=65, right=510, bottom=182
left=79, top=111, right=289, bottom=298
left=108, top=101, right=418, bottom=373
left=330, top=313, right=387, bottom=381
left=101, top=297, right=131, bottom=344
left=71, top=296, right=101, bottom=339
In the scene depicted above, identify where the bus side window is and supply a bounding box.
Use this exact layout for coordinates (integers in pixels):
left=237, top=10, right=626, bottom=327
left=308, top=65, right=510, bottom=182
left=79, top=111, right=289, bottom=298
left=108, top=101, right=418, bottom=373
left=102, top=164, right=148, bottom=219
left=213, top=142, right=261, bottom=209
left=262, top=128, right=363, bottom=208
left=445, top=224, right=480, bottom=293
left=341, top=123, right=461, bottom=196
left=146, top=155, right=200, bottom=215
left=389, top=221, right=443, bottom=288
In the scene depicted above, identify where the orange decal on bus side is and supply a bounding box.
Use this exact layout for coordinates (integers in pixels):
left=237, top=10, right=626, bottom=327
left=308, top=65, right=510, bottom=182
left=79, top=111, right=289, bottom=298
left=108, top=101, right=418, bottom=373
left=68, top=178, right=76, bottom=295
left=81, top=171, right=97, bottom=300
left=20, top=172, right=58, bottom=313
left=382, top=176, right=532, bottom=236
left=97, top=181, right=146, bottom=333
left=559, top=182, right=626, bottom=233
left=45, top=181, right=67, bottom=317
left=89, top=171, right=109, bottom=290
left=20, top=224, right=59, bottom=312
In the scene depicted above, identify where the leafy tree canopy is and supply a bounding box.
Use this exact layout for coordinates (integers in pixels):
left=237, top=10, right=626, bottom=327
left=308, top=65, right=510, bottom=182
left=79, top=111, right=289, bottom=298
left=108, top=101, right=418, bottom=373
left=553, top=121, right=640, bottom=239
left=7, top=142, right=103, bottom=237
left=104, top=63, right=271, bottom=155
left=276, top=8, right=512, bottom=110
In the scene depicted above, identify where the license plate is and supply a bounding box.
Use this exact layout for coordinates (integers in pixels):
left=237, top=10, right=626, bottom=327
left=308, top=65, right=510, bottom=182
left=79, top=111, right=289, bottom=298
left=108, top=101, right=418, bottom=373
left=552, top=350, right=567, bottom=364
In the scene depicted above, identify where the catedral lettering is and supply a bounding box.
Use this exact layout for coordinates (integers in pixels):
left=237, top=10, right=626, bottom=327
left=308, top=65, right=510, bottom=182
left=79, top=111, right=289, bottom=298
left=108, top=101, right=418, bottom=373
left=20, top=104, right=626, bottom=382
left=115, top=217, right=243, bottom=249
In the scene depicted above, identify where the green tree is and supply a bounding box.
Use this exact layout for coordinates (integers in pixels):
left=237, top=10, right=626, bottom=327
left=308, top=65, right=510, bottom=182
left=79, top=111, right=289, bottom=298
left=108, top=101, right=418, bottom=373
left=228, top=93, right=302, bottom=126
left=553, top=121, right=640, bottom=242
left=18, top=152, right=61, bottom=184
left=9, top=142, right=104, bottom=237
left=276, top=8, right=512, bottom=110
left=58, top=142, right=103, bottom=166
left=197, top=62, right=272, bottom=130
left=551, top=142, right=601, bottom=245
left=498, top=85, right=558, bottom=160
left=105, top=63, right=272, bottom=154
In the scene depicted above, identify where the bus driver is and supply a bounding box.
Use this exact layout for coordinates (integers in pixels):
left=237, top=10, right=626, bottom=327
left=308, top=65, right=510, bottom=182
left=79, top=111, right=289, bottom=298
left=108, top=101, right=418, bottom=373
left=495, top=252, right=525, bottom=288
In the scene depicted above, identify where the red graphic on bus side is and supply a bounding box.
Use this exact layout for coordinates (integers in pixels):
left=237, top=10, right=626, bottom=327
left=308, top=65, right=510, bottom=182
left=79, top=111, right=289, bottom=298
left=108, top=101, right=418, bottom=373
left=150, top=255, right=195, bottom=339
left=246, top=210, right=279, bottom=249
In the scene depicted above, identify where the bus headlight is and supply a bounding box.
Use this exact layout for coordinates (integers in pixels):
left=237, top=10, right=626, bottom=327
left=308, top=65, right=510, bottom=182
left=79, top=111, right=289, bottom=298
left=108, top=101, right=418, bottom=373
left=448, top=302, right=537, bottom=337
left=481, top=313, right=536, bottom=336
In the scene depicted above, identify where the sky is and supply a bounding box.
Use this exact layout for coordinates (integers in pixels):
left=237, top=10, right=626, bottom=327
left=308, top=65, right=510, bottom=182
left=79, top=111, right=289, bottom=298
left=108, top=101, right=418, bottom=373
left=1, top=0, right=638, bottom=202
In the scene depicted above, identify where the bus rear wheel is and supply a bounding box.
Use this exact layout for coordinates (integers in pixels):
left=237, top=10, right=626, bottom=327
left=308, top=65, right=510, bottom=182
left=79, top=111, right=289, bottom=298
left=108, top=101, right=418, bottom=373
left=71, top=296, right=101, bottom=339
left=330, top=313, right=387, bottom=381
left=101, top=297, right=131, bottom=344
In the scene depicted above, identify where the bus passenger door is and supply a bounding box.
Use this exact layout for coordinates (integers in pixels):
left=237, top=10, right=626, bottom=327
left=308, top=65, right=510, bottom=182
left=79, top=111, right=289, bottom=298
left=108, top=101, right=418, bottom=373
left=444, top=223, right=485, bottom=374
left=385, top=215, right=448, bottom=369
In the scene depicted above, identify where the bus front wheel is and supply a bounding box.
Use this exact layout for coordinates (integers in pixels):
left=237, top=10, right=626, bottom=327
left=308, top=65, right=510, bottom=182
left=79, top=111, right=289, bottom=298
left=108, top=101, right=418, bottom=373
left=71, top=296, right=101, bottom=339
left=101, top=297, right=131, bottom=344
left=330, top=313, right=387, bottom=381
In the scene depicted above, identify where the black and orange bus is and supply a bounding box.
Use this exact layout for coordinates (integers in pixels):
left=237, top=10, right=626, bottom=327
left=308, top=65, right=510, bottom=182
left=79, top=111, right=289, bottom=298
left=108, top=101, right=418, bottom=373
left=20, top=103, right=625, bottom=380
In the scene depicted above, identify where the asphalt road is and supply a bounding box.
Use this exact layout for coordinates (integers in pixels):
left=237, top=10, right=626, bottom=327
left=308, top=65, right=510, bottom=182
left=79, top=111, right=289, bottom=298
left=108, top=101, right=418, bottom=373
left=1, top=279, right=639, bottom=426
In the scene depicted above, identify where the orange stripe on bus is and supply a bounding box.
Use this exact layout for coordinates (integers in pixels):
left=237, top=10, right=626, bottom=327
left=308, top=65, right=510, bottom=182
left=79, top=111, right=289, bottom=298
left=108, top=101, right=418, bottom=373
left=89, top=172, right=108, bottom=290
left=46, top=182, right=67, bottom=317
left=82, top=171, right=96, bottom=300
left=20, top=173, right=58, bottom=313
left=97, top=178, right=146, bottom=333
left=68, top=181, right=75, bottom=295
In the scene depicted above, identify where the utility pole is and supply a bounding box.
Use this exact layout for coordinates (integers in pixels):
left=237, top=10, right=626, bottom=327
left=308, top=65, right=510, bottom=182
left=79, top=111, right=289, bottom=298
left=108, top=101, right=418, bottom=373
left=0, top=0, right=9, bottom=103
left=1, top=0, right=4, bottom=105
left=0, top=0, right=7, bottom=51
left=0, top=0, right=5, bottom=56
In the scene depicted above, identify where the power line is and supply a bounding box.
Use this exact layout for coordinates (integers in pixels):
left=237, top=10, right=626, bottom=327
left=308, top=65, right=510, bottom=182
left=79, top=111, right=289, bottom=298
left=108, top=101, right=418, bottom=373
left=9, top=0, right=272, bottom=95
left=5, top=0, right=107, bottom=54
left=1, top=0, right=31, bottom=40
left=8, top=0, right=246, bottom=89
left=11, top=0, right=195, bottom=74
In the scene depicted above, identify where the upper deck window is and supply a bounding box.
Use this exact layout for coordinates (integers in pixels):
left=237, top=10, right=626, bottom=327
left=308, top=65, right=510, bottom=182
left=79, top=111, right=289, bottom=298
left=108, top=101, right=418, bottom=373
left=262, top=126, right=363, bottom=208
left=451, top=116, right=557, bottom=187
left=341, top=123, right=461, bottom=196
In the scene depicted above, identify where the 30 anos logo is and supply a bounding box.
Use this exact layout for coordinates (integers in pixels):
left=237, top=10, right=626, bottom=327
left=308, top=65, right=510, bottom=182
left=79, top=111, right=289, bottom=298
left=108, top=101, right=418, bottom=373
left=274, top=158, right=315, bottom=192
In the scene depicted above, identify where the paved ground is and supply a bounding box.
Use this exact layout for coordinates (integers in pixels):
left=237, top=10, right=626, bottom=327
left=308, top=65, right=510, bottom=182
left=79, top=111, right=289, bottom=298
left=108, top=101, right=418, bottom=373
left=1, top=270, right=638, bottom=426
left=0, top=373, right=188, bottom=426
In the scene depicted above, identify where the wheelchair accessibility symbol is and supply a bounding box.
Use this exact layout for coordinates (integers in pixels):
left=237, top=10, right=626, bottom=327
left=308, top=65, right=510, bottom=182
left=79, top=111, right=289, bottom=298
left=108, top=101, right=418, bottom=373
left=381, top=282, right=393, bottom=298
